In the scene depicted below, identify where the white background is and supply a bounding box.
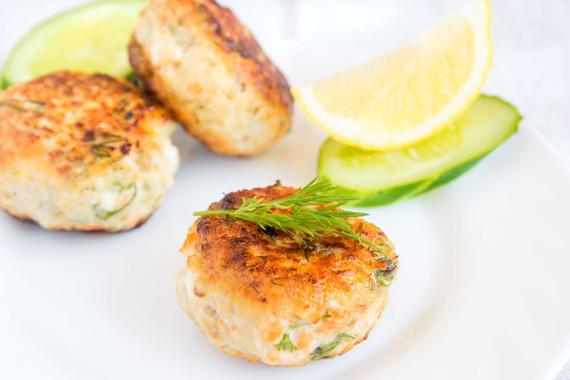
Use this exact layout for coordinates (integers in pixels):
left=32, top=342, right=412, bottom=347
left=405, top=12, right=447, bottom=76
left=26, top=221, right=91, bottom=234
left=1, top=0, right=569, bottom=378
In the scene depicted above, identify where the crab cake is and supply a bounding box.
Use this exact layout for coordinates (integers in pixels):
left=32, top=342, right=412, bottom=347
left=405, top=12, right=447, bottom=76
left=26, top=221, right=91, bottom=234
left=177, top=183, right=398, bottom=366
left=129, top=0, right=293, bottom=157
left=0, top=71, right=179, bottom=231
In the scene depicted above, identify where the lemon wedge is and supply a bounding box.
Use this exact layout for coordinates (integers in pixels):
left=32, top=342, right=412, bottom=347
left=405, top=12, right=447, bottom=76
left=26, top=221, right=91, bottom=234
left=292, top=0, right=493, bottom=151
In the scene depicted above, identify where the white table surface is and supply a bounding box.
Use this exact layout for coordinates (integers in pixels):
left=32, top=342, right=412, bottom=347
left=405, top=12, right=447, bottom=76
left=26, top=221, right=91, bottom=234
left=1, top=0, right=569, bottom=378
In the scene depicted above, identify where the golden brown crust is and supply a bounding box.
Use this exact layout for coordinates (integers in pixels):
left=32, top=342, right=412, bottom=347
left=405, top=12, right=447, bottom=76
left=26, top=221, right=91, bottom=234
left=127, top=38, right=155, bottom=89
left=0, top=71, right=171, bottom=178
left=0, top=71, right=179, bottom=232
left=133, top=0, right=293, bottom=114
left=129, top=0, right=293, bottom=156
left=178, top=183, right=398, bottom=365
left=192, top=0, right=292, bottom=109
left=183, top=184, right=398, bottom=321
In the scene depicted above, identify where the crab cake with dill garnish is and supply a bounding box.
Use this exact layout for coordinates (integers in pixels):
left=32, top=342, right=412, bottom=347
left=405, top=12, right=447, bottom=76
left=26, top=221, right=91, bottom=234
left=0, top=71, right=179, bottom=231
left=177, top=183, right=398, bottom=366
left=129, top=0, right=293, bottom=157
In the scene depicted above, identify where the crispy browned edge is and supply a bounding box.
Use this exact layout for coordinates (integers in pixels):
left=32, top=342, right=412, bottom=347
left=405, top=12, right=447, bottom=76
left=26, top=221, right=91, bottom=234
left=185, top=183, right=398, bottom=306
left=128, top=0, right=294, bottom=126
left=0, top=72, right=169, bottom=233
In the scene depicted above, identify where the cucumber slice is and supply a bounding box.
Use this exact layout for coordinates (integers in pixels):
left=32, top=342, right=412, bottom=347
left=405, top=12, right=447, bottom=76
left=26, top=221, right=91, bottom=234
left=318, top=95, right=522, bottom=206
left=1, top=0, right=147, bottom=89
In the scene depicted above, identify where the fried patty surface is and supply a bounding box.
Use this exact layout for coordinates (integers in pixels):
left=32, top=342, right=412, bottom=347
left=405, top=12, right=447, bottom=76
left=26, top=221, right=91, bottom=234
left=177, top=183, right=398, bottom=366
left=0, top=71, right=179, bottom=231
left=129, top=0, right=293, bottom=156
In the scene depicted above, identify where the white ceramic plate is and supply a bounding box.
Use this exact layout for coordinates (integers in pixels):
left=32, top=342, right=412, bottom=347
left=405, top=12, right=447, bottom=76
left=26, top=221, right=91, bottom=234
left=2, top=40, right=570, bottom=380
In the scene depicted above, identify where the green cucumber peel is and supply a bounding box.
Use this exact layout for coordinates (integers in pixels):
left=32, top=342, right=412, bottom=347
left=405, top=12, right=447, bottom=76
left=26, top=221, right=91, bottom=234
left=318, top=95, right=522, bottom=207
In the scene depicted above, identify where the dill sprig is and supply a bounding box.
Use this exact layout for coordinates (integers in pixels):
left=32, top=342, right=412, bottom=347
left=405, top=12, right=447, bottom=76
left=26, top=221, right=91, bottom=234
left=310, top=332, right=354, bottom=360
left=193, top=178, right=385, bottom=256
left=0, top=99, right=45, bottom=113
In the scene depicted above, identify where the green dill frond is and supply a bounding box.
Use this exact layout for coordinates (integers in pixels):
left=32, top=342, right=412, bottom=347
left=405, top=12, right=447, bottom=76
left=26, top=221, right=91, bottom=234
left=193, top=178, right=386, bottom=256
left=310, top=332, right=354, bottom=360
left=373, top=263, right=398, bottom=287
left=275, top=333, right=297, bottom=352
left=321, top=309, right=331, bottom=319
left=93, top=182, right=137, bottom=221
left=0, top=99, right=45, bottom=113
